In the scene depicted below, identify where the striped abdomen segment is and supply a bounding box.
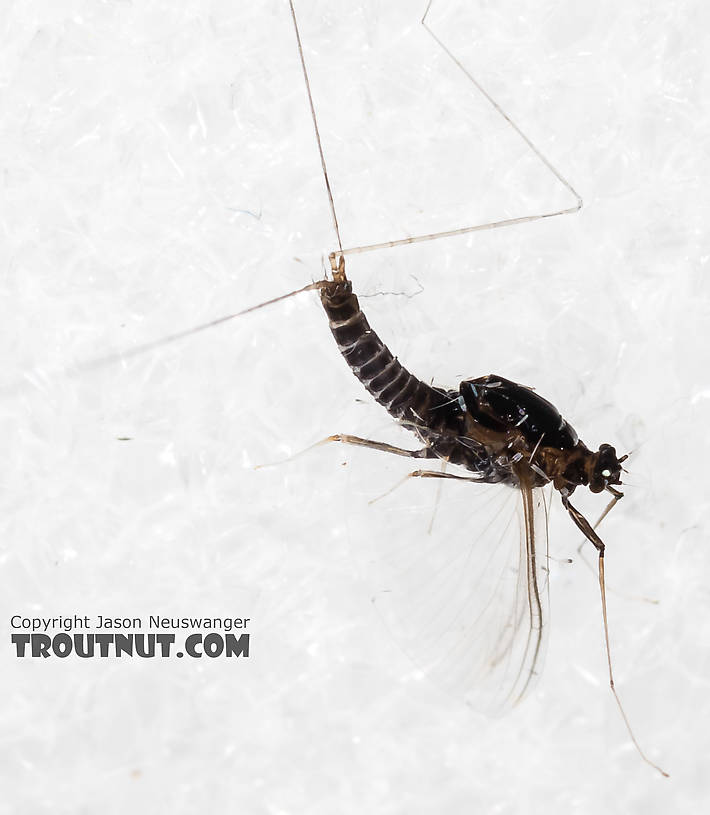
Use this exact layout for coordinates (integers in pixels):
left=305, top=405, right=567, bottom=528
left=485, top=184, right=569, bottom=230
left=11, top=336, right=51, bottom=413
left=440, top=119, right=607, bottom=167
left=320, top=278, right=449, bottom=426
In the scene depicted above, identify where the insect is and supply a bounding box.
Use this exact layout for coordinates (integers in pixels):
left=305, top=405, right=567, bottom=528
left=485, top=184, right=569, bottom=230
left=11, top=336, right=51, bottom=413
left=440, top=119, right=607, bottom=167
left=281, top=0, right=666, bottom=777
left=83, top=0, right=666, bottom=778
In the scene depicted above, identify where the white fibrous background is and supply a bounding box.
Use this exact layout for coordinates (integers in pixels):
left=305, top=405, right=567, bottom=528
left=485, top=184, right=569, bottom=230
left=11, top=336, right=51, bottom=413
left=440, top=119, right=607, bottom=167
left=1, top=0, right=708, bottom=812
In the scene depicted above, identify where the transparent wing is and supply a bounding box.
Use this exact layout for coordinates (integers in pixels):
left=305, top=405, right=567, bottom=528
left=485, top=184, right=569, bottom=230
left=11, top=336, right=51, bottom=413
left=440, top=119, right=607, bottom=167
left=351, top=466, right=551, bottom=715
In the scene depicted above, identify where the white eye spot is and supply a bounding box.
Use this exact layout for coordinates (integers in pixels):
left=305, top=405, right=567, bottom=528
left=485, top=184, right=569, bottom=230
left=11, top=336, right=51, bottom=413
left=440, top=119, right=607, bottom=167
left=601, top=468, right=611, bottom=478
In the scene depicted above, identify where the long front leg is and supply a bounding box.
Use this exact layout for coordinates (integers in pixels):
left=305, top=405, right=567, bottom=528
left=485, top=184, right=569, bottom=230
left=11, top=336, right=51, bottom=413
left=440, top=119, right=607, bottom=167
left=573, top=487, right=651, bottom=602
left=561, top=493, right=605, bottom=555
left=560, top=493, right=668, bottom=777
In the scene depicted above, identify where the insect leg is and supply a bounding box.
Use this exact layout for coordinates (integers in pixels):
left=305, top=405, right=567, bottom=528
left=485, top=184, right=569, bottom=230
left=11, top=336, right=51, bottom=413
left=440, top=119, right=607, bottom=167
left=561, top=494, right=605, bottom=554
left=594, top=485, right=624, bottom=530
left=367, top=467, right=484, bottom=506
left=561, top=494, right=669, bottom=778
left=573, top=488, right=655, bottom=603
left=574, top=486, right=624, bottom=564
left=427, top=459, right=447, bottom=536
left=575, top=487, right=623, bottom=566
left=254, top=433, right=435, bottom=470
left=319, top=444, right=453, bottom=534
left=408, top=469, right=487, bottom=484
left=315, top=434, right=437, bottom=460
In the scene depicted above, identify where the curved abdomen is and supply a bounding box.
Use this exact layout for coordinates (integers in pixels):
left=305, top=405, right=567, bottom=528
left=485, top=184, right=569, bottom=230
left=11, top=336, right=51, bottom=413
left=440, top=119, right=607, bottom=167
left=320, top=278, right=451, bottom=428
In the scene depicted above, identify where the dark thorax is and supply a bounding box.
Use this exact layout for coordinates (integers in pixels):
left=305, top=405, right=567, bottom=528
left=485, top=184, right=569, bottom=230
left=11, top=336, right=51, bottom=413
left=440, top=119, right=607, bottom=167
left=457, top=375, right=625, bottom=495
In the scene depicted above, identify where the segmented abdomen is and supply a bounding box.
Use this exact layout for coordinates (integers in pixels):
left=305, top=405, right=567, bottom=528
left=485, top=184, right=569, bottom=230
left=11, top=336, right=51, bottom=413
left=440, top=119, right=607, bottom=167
left=320, top=278, right=451, bottom=427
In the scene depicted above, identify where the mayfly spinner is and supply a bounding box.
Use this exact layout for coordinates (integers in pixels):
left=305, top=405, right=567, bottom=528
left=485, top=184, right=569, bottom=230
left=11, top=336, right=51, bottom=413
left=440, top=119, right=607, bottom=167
left=278, top=0, right=667, bottom=777
left=105, top=0, right=667, bottom=778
